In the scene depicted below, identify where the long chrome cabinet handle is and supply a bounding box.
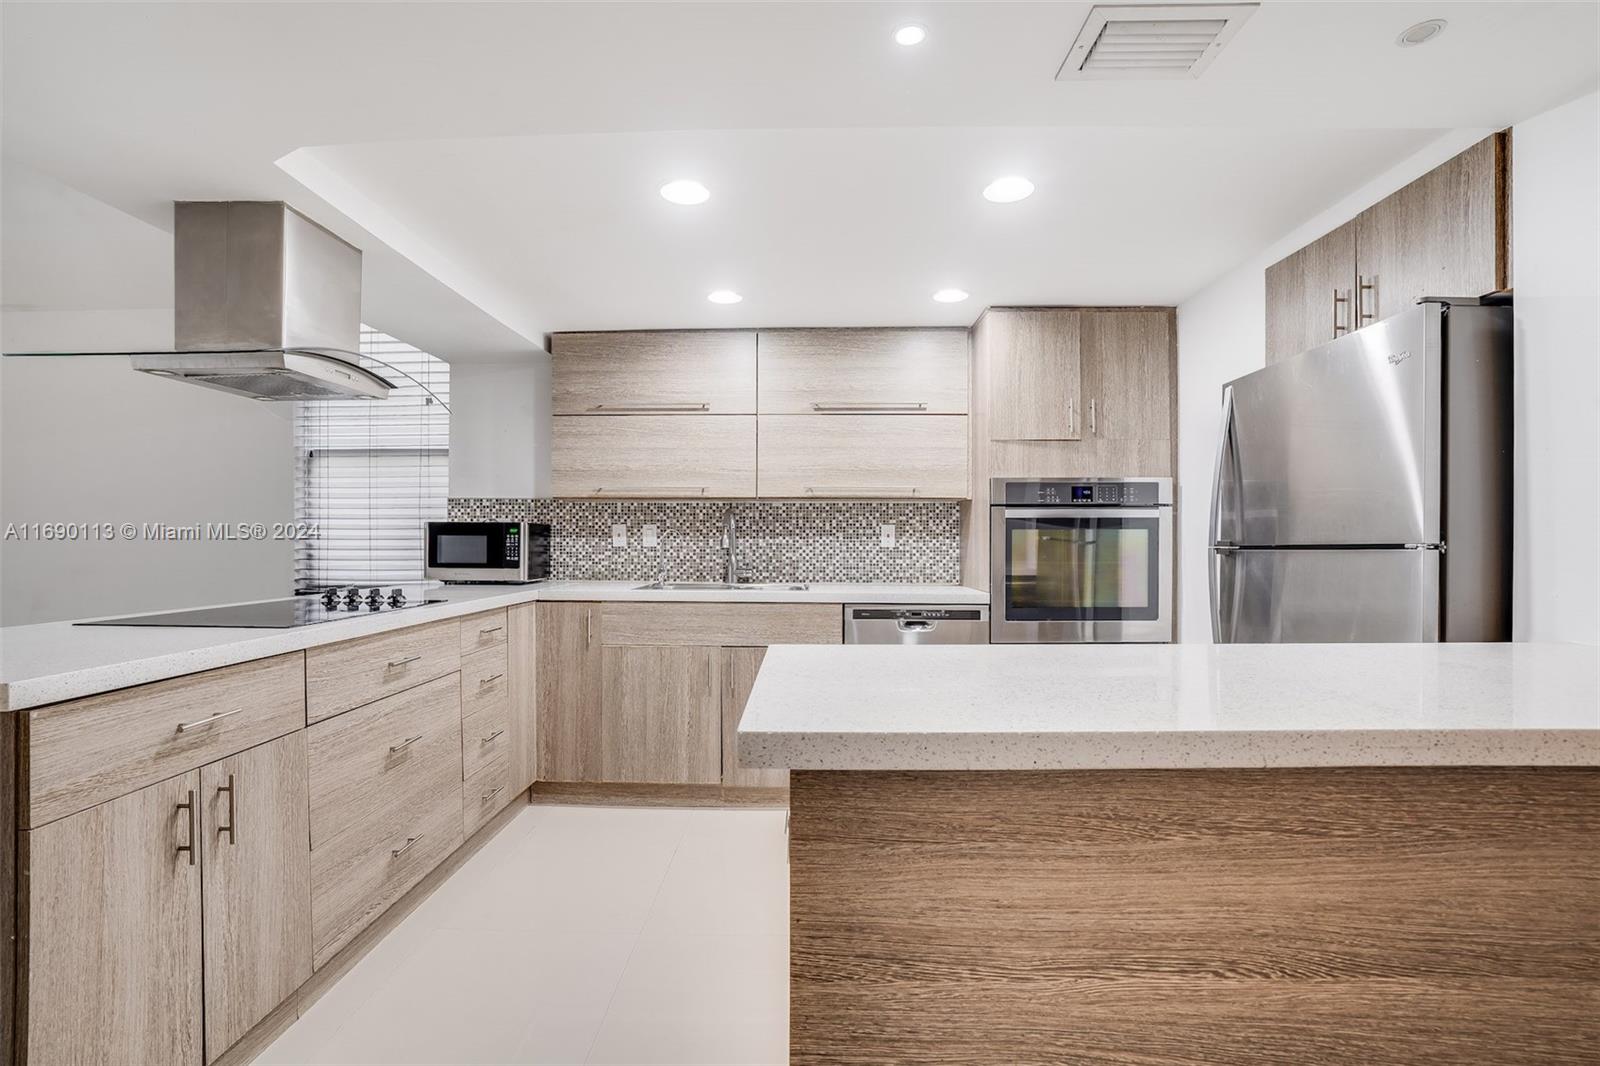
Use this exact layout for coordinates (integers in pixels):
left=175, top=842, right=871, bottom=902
left=804, top=486, right=921, bottom=497
left=592, top=486, right=707, bottom=497
left=585, top=607, right=593, bottom=649
left=216, top=773, right=236, bottom=845
left=1333, top=288, right=1349, bottom=337
left=481, top=785, right=505, bottom=804
left=386, top=654, right=422, bottom=670
left=175, top=789, right=197, bottom=865
left=590, top=402, right=709, bottom=412
left=480, top=729, right=506, bottom=744
left=479, top=673, right=505, bottom=686
left=1088, top=398, right=1097, bottom=435
left=1357, top=275, right=1375, bottom=325
left=391, top=835, right=423, bottom=859
left=176, top=707, right=242, bottom=733
left=810, top=401, right=928, bottom=412
left=479, top=625, right=504, bottom=636
left=389, top=734, right=424, bottom=754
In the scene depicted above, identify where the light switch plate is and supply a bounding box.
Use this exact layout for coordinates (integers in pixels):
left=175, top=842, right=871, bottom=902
left=642, top=524, right=660, bottom=548
left=611, top=523, right=628, bottom=548
left=880, top=523, right=896, bottom=548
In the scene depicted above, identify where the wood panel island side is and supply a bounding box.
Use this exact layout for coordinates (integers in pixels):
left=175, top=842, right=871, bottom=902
left=737, top=642, right=1600, bottom=1066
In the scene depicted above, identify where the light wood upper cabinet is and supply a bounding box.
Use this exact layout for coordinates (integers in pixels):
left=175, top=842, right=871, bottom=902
left=23, top=770, right=204, bottom=1066
left=552, top=330, right=756, bottom=414
left=552, top=414, right=757, bottom=498
left=200, top=733, right=312, bottom=1061
left=1264, top=133, right=1508, bottom=364
left=599, top=645, right=721, bottom=785
left=506, top=603, right=539, bottom=793
left=536, top=602, right=604, bottom=782
left=758, top=414, right=968, bottom=498
left=721, top=647, right=786, bottom=790
left=984, top=309, right=1082, bottom=441
left=1265, top=220, right=1358, bottom=365
left=1080, top=310, right=1173, bottom=443
left=757, top=328, right=968, bottom=413
left=1355, top=133, right=1507, bottom=324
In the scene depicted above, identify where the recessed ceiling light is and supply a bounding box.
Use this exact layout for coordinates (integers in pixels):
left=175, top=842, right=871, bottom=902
left=659, top=179, right=710, bottom=205
left=983, top=175, right=1035, bottom=203
left=932, top=288, right=969, bottom=303
left=1396, top=19, right=1446, bottom=47
left=894, top=24, right=927, bottom=46
left=707, top=289, right=743, bottom=304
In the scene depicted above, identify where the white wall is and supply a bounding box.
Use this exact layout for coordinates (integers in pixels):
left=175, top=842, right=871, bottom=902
left=446, top=354, right=551, bottom=499
left=0, top=339, right=296, bottom=626
left=1176, top=92, right=1600, bottom=646
left=1510, top=91, right=1600, bottom=645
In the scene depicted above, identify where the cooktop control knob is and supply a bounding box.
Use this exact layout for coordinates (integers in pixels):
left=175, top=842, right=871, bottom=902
left=388, top=588, right=407, bottom=608
left=365, top=587, right=384, bottom=610
left=343, top=586, right=362, bottom=609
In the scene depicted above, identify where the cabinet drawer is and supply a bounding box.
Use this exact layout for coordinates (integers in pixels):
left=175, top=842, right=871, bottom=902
left=462, top=751, right=512, bottom=837
left=461, top=645, right=509, bottom=724
left=757, top=328, right=968, bottom=414
left=552, top=330, right=756, bottom=415
left=306, top=619, right=461, bottom=724
left=551, top=415, right=757, bottom=499
left=460, top=610, right=508, bottom=656
left=23, top=653, right=305, bottom=828
left=310, top=784, right=462, bottom=968
left=601, top=602, right=843, bottom=646
left=757, top=414, right=968, bottom=498
left=462, top=695, right=510, bottom=781
left=307, top=673, right=463, bottom=851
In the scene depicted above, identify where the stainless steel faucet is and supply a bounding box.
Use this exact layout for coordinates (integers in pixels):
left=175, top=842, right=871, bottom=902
left=723, top=511, right=742, bottom=584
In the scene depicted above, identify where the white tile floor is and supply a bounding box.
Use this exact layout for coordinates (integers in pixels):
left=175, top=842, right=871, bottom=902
left=255, top=804, right=789, bottom=1065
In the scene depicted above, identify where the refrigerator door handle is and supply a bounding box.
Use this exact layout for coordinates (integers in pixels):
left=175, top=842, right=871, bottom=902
left=1208, top=385, right=1237, bottom=550
left=1209, top=546, right=1242, bottom=644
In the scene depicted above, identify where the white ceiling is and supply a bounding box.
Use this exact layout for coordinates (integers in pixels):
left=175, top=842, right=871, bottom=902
left=3, top=1, right=1596, bottom=349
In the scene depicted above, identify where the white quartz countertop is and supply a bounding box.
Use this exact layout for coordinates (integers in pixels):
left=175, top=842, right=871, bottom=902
left=737, top=643, right=1600, bottom=770
left=0, top=581, right=983, bottom=711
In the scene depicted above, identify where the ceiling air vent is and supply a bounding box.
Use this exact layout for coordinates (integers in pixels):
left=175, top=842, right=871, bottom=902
left=1057, top=4, right=1258, bottom=80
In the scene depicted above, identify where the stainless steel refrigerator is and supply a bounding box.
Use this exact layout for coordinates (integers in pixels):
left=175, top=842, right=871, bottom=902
left=1209, top=298, right=1512, bottom=643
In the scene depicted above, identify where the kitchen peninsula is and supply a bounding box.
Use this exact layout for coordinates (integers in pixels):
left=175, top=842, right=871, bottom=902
left=738, top=643, right=1600, bottom=1065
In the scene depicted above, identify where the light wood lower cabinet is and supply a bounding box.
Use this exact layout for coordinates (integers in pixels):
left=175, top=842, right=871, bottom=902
left=599, top=645, right=722, bottom=784
left=305, top=619, right=461, bottom=725
left=22, top=770, right=205, bottom=1066
left=199, top=733, right=312, bottom=1061
left=536, top=602, right=604, bottom=782
left=552, top=415, right=758, bottom=498
left=721, top=648, right=787, bottom=790
left=758, top=414, right=968, bottom=498
left=506, top=603, right=539, bottom=793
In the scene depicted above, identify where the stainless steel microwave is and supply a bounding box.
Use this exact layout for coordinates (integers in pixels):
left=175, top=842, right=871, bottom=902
left=989, top=477, right=1173, bottom=643
left=424, top=521, right=550, bottom=584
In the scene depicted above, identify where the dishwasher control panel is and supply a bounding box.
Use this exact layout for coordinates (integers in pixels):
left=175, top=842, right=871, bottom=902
left=845, top=604, right=991, bottom=645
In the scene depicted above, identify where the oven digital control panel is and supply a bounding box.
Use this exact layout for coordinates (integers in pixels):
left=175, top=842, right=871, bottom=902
left=995, top=479, right=1168, bottom=507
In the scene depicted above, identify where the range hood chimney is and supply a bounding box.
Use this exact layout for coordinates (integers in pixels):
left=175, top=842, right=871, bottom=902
left=128, top=202, right=392, bottom=401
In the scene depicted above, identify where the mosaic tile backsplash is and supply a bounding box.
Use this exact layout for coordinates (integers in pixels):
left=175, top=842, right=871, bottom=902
left=448, top=498, right=963, bottom=584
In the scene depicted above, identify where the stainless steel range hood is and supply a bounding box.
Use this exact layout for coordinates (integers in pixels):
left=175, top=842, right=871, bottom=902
left=89, top=201, right=390, bottom=401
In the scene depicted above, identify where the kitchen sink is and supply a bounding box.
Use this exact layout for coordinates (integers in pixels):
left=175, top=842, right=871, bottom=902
left=635, top=581, right=810, bottom=592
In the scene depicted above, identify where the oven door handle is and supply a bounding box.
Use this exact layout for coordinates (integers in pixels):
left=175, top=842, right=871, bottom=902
left=998, top=507, right=1166, bottom=520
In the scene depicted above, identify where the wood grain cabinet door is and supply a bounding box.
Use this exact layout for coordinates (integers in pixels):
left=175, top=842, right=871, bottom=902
left=985, top=309, right=1082, bottom=440
left=721, top=647, right=787, bottom=790
left=1081, top=310, right=1173, bottom=444
left=551, top=330, right=756, bottom=414
left=1264, top=219, right=1358, bottom=364
left=757, top=328, right=968, bottom=413
left=551, top=414, right=758, bottom=498
left=23, top=770, right=204, bottom=1066
left=758, top=414, right=969, bottom=498
left=536, top=602, right=605, bottom=782
left=200, top=733, right=312, bottom=1062
left=505, top=602, right=539, bottom=793
left=599, top=645, right=721, bottom=784
left=1355, top=132, right=1507, bottom=324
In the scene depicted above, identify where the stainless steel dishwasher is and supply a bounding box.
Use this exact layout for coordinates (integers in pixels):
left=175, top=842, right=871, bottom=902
left=844, top=604, right=990, bottom=645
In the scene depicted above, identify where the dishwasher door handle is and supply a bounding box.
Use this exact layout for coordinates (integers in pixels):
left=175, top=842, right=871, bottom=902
left=897, top=619, right=935, bottom=632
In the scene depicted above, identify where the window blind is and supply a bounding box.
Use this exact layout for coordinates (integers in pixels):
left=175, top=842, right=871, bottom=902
left=293, top=328, right=449, bottom=589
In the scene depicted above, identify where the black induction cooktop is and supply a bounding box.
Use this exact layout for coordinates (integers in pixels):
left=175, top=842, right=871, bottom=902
left=77, top=586, right=446, bottom=629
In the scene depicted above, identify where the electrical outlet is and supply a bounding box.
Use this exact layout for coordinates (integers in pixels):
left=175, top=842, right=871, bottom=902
left=642, top=524, right=660, bottom=548
left=611, top=523, right=628, bottom=548
left=880, top=523, right=896, bottom=548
